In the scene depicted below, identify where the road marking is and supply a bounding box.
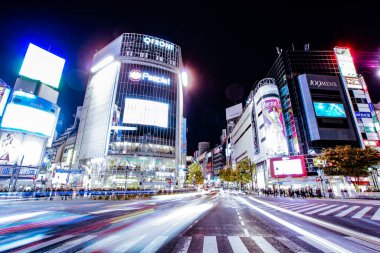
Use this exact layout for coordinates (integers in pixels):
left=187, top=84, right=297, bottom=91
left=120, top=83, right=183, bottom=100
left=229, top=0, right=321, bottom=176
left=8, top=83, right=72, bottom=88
left=352, top=207, right=372, bottom=219
left=276, top=237, right=308, bottom=253
left=241, top=221, right=245, bottom=225
left=244, top=229, right=250, bottom=236
left=14, top=235, right=75, bottom=253
left=297, top=236, right=333, bottom=253
left=246, top=197, right=380, bottom=248
left=296, top=204, right=328, bottom=213
left=289, top=204, right=318, bottom=211
left=345, top=236, right=380, bottom=252
left=335, top=206, right=360, bottom=217
left=140, top=236, right=168, bottom=253
left=172, top=236, right=192, bottom=253
left=370, top=208, right=380, bottom=221
left=251, top=236, right=279, bottom=253
left=228, top=236, right=249, bottom=253
left=319, top=205, right=348, bottom=216
left=240, top=197, right=354, bottom=252
left=305, top=205, right=337, bottom=215
left=45, top=235, right=97, bottom=253
left=203, top=236, right=218, bottom=253
left=238, top=216, right=242, bottom=220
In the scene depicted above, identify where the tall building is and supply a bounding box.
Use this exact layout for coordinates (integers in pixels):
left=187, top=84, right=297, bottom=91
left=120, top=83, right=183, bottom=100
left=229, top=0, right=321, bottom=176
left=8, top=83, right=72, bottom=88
left=73, top=33, right=186, bottom=189
left=267, top=50, right=362, bottom=157
left=0, top=43, right=64, bottom=191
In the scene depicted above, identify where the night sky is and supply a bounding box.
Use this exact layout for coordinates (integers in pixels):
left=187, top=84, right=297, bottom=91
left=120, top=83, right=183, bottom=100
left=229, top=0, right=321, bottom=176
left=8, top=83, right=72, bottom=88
left=1, top=1, right=379, bottom=155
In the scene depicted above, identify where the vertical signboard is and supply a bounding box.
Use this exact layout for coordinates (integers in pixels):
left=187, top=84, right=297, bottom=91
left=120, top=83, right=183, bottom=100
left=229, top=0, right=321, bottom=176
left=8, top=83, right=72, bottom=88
left=0, top=86, right=10, bottom=117
left=262, top=98, right=288, bottom=155
left=335, top=47, right=380, bottom=148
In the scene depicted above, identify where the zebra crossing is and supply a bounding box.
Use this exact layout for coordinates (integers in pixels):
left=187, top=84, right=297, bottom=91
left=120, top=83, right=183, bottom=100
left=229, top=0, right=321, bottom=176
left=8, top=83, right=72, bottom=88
left=274, top=201, right=380, bottom=220
left=7, top=232, right=380, bottom=253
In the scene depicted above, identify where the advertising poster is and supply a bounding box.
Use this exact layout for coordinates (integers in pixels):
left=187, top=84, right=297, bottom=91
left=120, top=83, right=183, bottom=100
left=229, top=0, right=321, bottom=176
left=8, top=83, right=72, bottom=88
left=0, top=86, right=10, bottom=116
left=0, top=131, right=45, bottom=167
left=262, top=98, right=288, bottom=154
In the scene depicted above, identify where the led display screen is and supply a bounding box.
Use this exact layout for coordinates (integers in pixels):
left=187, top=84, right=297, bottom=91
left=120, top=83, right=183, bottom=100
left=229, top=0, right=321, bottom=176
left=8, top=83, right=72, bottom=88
left=19, top=43, right=65, bottom=88
left=313, top=102, right=346, bottom=118
left=1, top=104, right=56, bottom=137
left=123, top=98, right=168, bottom=128
left=270, top=156, right=307, bottom=178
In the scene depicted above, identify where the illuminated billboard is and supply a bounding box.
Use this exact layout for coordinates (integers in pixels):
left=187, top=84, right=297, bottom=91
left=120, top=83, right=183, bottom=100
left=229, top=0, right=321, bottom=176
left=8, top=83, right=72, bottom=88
left=334, top=48, right=357, bottom=78
left=313, top=102, right=346, bottom=118
left=0, top=131, right=45, bottom=167
left=19, top=43, right=65, bottom=88
left=1, top=92, right=58, bottom=137
left=270, top=155, right=307, bottom=178
left=0, top=86, right=10, bottom=116
left=262, top=98, right=288, bottom=155
left=122, top=98, right=168, bottom=128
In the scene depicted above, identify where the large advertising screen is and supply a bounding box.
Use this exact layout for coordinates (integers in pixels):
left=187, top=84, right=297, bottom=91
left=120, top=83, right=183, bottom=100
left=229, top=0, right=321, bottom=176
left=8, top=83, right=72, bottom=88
left=262, top=98, right=288, bottom=155
left=1, top=92, right=58, bottom=137
left=313, top=102, right=346, bottom=118
left=0, top=131, right=45, bottom=167
left=19, top=43, right=65, bottom=89
left=270, top=155, right=307, bottom=178
left=122, top=98, right=168, bottom=128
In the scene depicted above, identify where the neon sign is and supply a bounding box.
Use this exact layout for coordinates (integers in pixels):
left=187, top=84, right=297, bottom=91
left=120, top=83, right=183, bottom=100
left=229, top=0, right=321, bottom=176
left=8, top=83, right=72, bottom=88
left=143, top=37, right=174, bottom=51
left=129, top=70, right=170, bottom=85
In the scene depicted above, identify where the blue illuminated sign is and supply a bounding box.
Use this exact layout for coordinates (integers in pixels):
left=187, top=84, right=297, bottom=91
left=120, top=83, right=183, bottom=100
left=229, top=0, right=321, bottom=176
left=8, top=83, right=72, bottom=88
left=355, top=112, right=372, bottom=118
left=313, top=102, right=346, bottom=118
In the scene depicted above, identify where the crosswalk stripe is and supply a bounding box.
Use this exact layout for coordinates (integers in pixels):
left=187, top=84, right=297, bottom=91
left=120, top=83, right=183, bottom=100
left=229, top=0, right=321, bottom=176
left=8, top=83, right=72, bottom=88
left=352, top=207, right=372, bottom=219
left=335, top=206, right=360, bottom=217
left=296, top=204, right=328, bottom=213
left=251, top=236, right=279, bottom=253
left=140, top=236, right=168, bottom=253
left=276, top=237, right=309, bottom=253
left=14, top=235, right=75, bottom=253
left=203, top=236, right=218, bottom=253
left=289, top=204, right=318, bottom=211
left=370, top=208, right=380, bottom=221
left=228, top=236, right=249, bottom=253
left=279, top=203, right=303, bottom=207
left=297, top=236, right=333, bottom=253
left=172, top=236, right=192, bottom=253
left=319, top=205, right=348, bottom=216
left=305, top=205, right=337, bottom=215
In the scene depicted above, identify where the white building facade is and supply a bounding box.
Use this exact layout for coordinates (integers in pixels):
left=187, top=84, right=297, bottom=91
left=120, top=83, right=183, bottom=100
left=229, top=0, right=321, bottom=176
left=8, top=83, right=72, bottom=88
left=73, top=33, right=185, bottom=189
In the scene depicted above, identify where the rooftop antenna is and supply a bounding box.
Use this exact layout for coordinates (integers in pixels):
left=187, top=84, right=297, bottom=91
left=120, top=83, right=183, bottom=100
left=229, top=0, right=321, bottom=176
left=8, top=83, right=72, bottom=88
left=292, top=43, right=295, bottom=51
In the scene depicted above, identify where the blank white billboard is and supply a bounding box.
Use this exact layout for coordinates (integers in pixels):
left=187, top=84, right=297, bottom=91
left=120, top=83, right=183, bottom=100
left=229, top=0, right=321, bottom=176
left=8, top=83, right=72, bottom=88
left=273, top=159, right=303, bottom=176
left=226, top=103, right=243, bottom=120
left=19, top=43, right=65, bottom=88
left=123, top=98, right=169, bottom=128
left=1, top=104, right=56, bottom=137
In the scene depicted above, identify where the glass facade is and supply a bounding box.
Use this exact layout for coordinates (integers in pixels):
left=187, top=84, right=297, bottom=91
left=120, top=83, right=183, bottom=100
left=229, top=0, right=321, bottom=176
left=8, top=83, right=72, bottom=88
left=267, top=50, right=360, bottom=157
left=74, top=34, right=184, bottom=189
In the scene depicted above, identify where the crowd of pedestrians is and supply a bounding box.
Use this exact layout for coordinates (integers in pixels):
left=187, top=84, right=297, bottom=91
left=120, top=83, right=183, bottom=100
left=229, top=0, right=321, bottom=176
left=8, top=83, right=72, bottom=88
left=257, top=187, right=347, bottom=199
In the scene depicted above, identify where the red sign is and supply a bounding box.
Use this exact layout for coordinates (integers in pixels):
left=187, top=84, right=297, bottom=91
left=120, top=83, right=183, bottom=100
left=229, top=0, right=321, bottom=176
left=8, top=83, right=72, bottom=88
left=316, top=177, right=321, bottom=182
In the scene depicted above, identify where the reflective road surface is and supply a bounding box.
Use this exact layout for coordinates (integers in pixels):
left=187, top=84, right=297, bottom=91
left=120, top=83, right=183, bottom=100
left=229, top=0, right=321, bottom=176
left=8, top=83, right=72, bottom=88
left=1, top=191, right=380, bottom=252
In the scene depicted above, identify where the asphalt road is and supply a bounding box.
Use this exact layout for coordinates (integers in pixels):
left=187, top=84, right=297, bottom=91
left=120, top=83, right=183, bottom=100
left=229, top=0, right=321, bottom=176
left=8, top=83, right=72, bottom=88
left=0, top=191, right=379, bottom=252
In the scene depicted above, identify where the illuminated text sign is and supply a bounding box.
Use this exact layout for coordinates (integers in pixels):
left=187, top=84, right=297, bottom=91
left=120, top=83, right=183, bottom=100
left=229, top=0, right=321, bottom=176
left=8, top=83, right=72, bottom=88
left=129, top=70, right=170, bottom=85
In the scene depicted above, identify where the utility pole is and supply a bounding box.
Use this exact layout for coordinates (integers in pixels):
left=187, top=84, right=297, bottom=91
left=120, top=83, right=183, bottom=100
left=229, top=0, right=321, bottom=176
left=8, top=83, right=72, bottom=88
left=12, top=155, right=24, bottom=192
